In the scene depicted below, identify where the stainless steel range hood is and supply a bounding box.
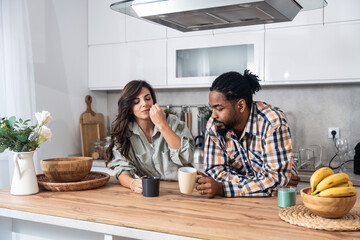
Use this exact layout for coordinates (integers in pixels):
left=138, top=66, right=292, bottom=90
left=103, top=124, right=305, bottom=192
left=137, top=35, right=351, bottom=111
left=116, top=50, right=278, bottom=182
left=110, top=0, right=327, bottom=32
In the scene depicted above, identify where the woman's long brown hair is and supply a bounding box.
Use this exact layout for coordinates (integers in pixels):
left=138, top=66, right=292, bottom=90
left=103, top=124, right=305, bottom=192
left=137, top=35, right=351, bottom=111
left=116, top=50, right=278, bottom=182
left=106, top=80, right=157, bottom=165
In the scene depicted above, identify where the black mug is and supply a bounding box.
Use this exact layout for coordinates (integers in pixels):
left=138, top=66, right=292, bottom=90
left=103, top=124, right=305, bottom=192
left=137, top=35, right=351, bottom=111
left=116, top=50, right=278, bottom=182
left=142, top=176, right=160, bottom=197
left=354, top=142, right=360, bottom=175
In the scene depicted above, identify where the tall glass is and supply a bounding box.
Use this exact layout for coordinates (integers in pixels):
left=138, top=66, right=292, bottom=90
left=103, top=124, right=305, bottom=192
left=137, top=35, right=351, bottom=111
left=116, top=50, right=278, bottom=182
left=335, top=138, right=350, bottom=173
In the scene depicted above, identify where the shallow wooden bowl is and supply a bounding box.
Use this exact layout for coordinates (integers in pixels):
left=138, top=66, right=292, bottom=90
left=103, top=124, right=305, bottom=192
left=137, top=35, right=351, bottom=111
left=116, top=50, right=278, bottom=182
left=41, top=157, right=93, bottom=182
left=300, top=187, right=357, bottom=218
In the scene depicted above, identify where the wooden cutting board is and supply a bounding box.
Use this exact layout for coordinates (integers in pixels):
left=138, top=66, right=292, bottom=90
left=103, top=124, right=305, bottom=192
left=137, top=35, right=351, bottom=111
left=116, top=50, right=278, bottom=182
left=80, top=95, right=105, bottom=139
left=80, top=123, right=100, bottom=157
left=80, top=95, right=105, bottom=157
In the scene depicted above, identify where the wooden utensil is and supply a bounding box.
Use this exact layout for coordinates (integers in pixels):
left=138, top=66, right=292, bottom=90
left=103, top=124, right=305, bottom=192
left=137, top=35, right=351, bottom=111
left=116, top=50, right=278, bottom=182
left=80, top=123, right=100, bottom=157
left=80, top=95, right=106, bottom=140
left=186, top=111, right=192, bottom=133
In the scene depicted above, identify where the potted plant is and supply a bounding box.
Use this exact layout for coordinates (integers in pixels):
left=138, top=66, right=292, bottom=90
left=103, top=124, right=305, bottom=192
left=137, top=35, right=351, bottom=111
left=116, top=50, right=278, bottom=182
left=0, top=111, right=52, bottom=195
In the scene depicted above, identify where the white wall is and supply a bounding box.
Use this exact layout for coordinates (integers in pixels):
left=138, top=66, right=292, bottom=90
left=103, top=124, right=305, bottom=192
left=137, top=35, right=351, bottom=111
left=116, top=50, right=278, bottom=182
left=0, top=155, right=10, bottom=189
left=2, top=1, right=109, bottom=238
left=27, top=0, right=107, bottom=172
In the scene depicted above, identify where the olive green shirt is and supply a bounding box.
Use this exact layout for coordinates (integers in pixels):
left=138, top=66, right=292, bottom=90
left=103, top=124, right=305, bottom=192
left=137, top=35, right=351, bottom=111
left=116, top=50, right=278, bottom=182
left=108, top=114, right=194, bottom=181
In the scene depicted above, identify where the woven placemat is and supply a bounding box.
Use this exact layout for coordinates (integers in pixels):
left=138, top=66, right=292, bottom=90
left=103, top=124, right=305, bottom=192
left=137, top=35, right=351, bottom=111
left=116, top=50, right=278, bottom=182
left=279, top=205, right=360, bottom=231
left=37, top=171, right=110, bottom=191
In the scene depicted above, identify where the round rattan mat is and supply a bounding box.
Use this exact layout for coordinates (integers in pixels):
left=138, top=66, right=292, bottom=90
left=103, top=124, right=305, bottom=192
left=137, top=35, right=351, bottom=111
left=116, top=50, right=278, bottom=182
left=37, top=171, right=110, bottom=191
left=279, top=205, right=360, bottom=231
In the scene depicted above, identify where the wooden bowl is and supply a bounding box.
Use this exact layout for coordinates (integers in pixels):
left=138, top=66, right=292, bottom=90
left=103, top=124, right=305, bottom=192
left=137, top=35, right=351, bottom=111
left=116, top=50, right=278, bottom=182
left=300, top=187, right=357, bottom=218
left=41, top=157, right=93, bottom=182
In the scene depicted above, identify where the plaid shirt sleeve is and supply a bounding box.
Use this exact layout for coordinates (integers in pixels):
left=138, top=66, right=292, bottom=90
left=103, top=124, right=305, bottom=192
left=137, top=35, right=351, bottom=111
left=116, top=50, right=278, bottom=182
left=204, top=120, right=294, bottom=197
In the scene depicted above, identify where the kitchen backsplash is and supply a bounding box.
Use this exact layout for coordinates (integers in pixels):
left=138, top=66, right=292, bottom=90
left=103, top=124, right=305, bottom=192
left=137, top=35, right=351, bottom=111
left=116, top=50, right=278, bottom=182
left=107, top=83, right=360, bottom=168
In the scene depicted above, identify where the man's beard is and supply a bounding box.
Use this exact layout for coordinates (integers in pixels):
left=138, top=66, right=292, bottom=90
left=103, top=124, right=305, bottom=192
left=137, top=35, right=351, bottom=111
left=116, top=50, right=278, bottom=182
left=214, top=119, right=232, bottom=136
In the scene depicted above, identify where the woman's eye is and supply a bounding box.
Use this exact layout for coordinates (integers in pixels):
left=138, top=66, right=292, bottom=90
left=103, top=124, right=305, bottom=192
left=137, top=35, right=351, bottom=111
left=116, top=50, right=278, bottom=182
left=134, top=101, right=140, bottom=105
left=145, top=98, right=151, bottom=101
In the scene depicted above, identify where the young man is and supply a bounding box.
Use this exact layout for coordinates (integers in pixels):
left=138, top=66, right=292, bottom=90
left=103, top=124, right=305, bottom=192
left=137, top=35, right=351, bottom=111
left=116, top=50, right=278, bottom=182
left=196, top=71, right=299, bottom=198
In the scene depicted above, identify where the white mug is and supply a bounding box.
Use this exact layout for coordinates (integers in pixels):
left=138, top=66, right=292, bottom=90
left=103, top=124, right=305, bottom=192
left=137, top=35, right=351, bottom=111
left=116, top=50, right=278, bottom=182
left=178, top=167, right=197, bottom=194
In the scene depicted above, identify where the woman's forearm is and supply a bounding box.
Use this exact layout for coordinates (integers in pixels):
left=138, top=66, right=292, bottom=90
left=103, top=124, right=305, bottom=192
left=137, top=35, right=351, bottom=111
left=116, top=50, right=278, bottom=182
left=158, top=123, right=181, bottom=149
left=118, top=173, right=133, bottom=189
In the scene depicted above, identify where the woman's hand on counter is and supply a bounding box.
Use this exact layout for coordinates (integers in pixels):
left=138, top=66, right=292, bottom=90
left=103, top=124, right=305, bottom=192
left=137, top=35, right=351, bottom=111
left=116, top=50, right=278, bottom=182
left=118, top=174, right=143, bottom=194
left=131, top=178, right=143, bottom=194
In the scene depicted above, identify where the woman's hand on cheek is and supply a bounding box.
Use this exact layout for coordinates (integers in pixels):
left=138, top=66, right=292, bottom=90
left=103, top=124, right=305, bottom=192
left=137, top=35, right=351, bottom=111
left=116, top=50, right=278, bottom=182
left=149, top=103, right=167, bottom=129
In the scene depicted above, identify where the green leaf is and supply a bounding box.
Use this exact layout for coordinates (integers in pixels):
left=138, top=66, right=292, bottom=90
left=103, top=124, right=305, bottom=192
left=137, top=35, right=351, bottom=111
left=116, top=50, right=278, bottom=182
left=204, top=108, right=213, bottom=121
left=8, top=116, right=16, bottom=128
left=0, top=145, right=7, bottom=153
left=17, top=135, right=28, bottom=143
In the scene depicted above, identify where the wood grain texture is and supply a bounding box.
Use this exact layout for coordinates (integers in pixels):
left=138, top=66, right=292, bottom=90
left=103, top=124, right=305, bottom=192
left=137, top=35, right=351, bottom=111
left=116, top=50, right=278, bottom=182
left=41, top=157, right=93, bottom=182
left=80, top=95, right=106, bottom=140
left=0, top=180, right=359, bottom=240
left=301, top=187, right=357, bottom=218
left=185, top=112, right=192, bottom=133
left=37, top=172, right=109, bottom=191
left=80, top=123, right=100, bottom=157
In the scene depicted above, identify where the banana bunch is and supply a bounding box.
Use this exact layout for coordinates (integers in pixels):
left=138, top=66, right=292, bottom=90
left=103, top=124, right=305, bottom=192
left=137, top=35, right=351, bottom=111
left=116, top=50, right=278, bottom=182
left=309, top=167, right=357, bottom=197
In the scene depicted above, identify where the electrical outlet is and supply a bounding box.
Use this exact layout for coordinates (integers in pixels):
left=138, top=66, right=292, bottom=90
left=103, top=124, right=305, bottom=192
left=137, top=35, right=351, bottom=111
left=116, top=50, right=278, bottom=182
left=328, top=127, right=339, bottom=139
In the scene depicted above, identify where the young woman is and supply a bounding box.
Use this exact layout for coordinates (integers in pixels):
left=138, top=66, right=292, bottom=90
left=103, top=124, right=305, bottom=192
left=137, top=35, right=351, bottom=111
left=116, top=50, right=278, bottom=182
left=106, top=80, right=194, bottom=194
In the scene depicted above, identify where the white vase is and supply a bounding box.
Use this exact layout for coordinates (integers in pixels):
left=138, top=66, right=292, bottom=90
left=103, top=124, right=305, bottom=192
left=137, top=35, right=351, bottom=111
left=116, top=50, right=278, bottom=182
left=10, top=151, right=39, bottom=195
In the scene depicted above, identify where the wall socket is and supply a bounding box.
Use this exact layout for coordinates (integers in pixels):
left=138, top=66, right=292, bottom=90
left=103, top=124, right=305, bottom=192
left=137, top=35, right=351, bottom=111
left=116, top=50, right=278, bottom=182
left=328, top=127, right=339, bottom=139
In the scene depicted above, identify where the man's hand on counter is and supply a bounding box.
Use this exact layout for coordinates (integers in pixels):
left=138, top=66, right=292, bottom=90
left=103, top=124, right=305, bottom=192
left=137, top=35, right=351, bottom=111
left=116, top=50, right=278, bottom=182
left=287, top=175, right=300, bottom=187
left=196, top=170, right=224, bottom=198
left=195, top=171, right=301, bottom=198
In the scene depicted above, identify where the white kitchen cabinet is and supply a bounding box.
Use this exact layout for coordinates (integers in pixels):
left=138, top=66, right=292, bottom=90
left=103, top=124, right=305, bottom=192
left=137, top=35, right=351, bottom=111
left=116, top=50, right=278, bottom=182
left=325, top=0, right=360, bottom=23
left=265, top=21, right=360, bottom=84
left=88, top=0, right=125, bottom=45
left=125, top=15, right=166, bottom=41
left=89, top=44, right=124, bottom=89
left=89, top=39, right=167, bottom=90
left=266, top=0, right=360, bottom=29
left=87, top=0, right=360, bottom=89
left=167, top=30, right=265, bottom=87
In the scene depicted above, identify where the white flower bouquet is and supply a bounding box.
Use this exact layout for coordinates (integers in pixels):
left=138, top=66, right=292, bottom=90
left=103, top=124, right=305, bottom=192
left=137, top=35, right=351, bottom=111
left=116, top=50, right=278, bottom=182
left=0, top=111, right=52, bottom=153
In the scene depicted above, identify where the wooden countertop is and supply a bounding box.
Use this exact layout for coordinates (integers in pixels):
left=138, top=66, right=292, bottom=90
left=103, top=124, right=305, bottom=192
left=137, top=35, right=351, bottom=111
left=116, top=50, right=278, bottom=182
left=0, top=178, right=359, bottom=240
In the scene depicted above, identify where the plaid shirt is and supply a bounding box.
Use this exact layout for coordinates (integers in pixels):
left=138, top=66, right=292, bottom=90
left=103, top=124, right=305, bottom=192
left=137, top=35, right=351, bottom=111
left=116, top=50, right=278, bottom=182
left=204, top=101, right=297, bottom=197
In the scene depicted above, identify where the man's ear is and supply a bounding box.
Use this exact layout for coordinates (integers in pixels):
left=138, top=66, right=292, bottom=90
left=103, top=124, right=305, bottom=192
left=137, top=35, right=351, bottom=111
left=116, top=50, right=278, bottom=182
left=236, top=99, right=246, bottom=113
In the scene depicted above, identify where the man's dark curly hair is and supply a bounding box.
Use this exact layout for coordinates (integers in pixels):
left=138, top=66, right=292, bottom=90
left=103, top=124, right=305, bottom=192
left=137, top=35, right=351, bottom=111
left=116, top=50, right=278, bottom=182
left=210, top=70, right=261, bottom=108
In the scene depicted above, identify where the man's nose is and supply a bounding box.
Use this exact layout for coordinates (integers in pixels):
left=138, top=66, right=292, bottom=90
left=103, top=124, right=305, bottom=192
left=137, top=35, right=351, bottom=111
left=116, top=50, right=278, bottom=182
left=211, top=110, right=217, bottom=119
